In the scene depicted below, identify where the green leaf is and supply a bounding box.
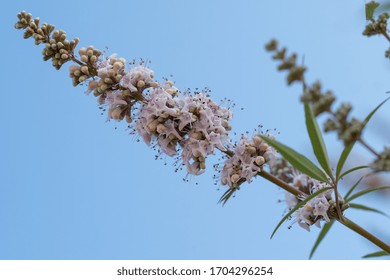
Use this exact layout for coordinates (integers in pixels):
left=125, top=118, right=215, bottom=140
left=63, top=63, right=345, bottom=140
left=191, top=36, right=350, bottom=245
left=304, top=103, right=333, bottom=180
left=347, top=186, right=390, bottom=202
left=336, top=143, right=355, bottom=181
left=270, top=187, right=332, bottom=239
left=218, top=188, right=237, bottom=206
left=366, top=1, right=380, bottom=20
left=362, top=97, right=390, bottom=128
left=344, top=176, right=364, bottom=201
left=261, top=135, right=328, bottom=183
left=339, top=165, right=368, bottom=180
left=349, top=203, right=389, bottom=218
left=363, top=250, right=389, bottom=258
left=309, top=220, right=334, bottom=259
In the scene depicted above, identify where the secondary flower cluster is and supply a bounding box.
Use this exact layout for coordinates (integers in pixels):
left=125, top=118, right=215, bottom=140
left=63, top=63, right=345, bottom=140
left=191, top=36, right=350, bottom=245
left=220, top=135, right=275, bottom=188
left=136, top=85, right=232, bottom=175
left=286, top=174, right=333, bottom=231
left=270, top=158, right=338, bottom=231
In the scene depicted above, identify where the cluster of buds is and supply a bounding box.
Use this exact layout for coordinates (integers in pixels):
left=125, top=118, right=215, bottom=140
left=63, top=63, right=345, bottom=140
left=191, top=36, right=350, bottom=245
left=88, top=55, right=127, bottom=104
left=69, top=46, right=102, bottom=86
left=265, top=39, right=306, bottom=85
left=136, top=84, right=232, bottom=175
left=371, top=147, right=390, bottom=172
left=363, top=12, right=389, bottom=37
left=220, top=135, right=275, bottom=188
left=323, top=103, right=363, bottom=145
left=42, top=30, right=79, bottom=69
left=300, top=81, right=335, bottom=116
left=15, top=11, right=79, bottom=70
left=15, top=11, right=54, bottom=45
left=270, top=158, right=347, bottom=231
left=121, top=65, right=157, bottom=93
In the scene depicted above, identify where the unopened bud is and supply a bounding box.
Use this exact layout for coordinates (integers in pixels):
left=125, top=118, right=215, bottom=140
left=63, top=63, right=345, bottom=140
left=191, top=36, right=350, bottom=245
left=137, top=80, right=145, bottom=88
left=156, top=124, right=166, bottom=133
left=255, top=156, right=265, bottom=166
left=79, top=48, right=87, bottom=56
left=104, top=78, right=113, bottom=84
left=150, top=81, right=159, bottom=88
left=259, top=143, right=268, bottom=152
left=247, top=146, right=257, bottom=155
left=253, top=136, right=262, bottom=146
left=81, top=55, right=88, bottom=62
left=231, top=174, right=240, bottom=184
left=80, top=66, right=89, bottom=75
left=126, top=115, right=132, bottom=123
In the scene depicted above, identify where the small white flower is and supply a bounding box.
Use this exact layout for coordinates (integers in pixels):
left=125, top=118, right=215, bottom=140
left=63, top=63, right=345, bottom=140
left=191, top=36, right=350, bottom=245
left=121, top=65, right=154, bottom=92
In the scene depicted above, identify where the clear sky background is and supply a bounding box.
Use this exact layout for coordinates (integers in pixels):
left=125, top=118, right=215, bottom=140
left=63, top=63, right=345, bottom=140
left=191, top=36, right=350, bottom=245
left=1, top=0, right=389, bottom=259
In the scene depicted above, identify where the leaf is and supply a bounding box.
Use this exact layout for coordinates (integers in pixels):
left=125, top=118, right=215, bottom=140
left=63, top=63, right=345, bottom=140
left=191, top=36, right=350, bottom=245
left=261, top=135, right=328, bottom=183
left=366, top=1, right=380, bottom=20
left=344, top=176, right=364, bottom=201
left=363, top=250, right=389, bottom=258
left=304, top=103, right=333, bottom=180
left=270, top=187, right=332, bottom=239
left=218, top=188, right=236, bottom=206
left=347, top=186, right=390, bottom=202
left=336, top=143, right=355, bottom=181
left=309, top=220, right=334, bottom=259
left=362, top=97, right=390, bottom=128
left=339, top=165, right=368, bottom=179
left=349, top=203, right=389, bottom=218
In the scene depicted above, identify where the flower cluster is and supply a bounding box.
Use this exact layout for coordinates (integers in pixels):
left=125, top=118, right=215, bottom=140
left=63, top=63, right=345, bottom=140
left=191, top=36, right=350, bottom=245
left=121, top=65, right=157, bottom=93
left=220, top=135, right=275, bottom=188
left=14, top=11, right=79, bottom=70
left=136, top=84, right=232, bottom=175
left=69, top=46, right=102, bottom=86
left=286, top=173, right=334, bottom=231
left=363, top=12, right=389, bottom=37
left=371, top=147, right=390, bottom=172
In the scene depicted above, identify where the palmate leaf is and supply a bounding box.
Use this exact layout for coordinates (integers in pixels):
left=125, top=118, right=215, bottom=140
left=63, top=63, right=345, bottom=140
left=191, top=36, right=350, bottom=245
left=363, top=250, right=390, bottom=258
left=344, top=176, right=364, bottom=201
left=270, top=187, right=332, bottom=239
left=304, top=103, right=333, bottom=180
left=261, top=136, right=328, bottom=183
left=309, top=220, right=334, bottom=259
left=336, top=143, right=355, bottom=181
left=347, top=186, right=390, bottom=202
left=349, top=203, right=390, bottom=218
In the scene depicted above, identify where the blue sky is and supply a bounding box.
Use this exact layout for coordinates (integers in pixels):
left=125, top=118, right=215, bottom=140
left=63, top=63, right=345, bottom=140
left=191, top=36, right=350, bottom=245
left=1, top=0, right=389, bottom=259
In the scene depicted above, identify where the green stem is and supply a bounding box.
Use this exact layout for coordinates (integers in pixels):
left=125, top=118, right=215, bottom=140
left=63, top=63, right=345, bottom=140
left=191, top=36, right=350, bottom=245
left=258, top=171, right=303, bottom=197
left=337, top=217, right=390, bottom=253
left=259, top=170, right=390, bottom=253
left=358, top=138, right=380, bottom=157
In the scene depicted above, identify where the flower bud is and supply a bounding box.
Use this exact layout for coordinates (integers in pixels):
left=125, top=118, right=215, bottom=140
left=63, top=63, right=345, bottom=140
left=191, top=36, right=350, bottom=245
left=150, top=81, right=159, bottom=88
left=231, top=174, right=240, bottom=184
left=80, top=66, right=89, bottom=75
left=81, top=55, right=88, bottom=63
left=156, top=124, right=166, bottom=133
left=137, top=80, right=145, bottom=88
left=255, top=156, right=265, bottom=166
